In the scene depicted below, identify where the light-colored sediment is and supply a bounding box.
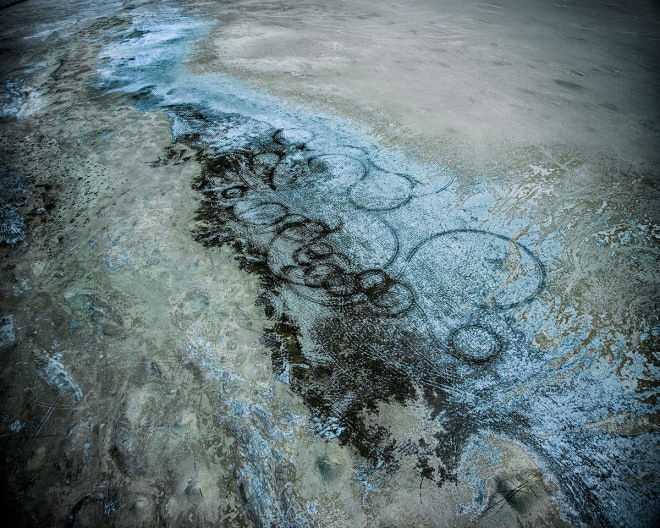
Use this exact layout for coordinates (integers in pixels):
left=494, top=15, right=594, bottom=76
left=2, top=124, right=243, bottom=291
left=185, top=0, right=659, bottom=165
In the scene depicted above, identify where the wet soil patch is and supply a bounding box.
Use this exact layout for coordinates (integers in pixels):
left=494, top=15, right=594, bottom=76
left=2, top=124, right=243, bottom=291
left=177, top=104, right=532, bottom=490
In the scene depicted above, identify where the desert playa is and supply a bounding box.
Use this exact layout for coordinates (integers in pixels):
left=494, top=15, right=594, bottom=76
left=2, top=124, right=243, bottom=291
left=1, top=1, right=658, bottom=526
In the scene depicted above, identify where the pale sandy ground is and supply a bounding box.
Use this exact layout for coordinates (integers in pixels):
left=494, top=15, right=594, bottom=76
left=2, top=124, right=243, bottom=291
left=186, top=0, right=659, bottom=167
left=0, top=1, right=658, bottom=527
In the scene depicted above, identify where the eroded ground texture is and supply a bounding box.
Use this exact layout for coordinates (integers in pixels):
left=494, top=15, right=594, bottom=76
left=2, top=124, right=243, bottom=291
left=1, top=0, right=658, bottom=527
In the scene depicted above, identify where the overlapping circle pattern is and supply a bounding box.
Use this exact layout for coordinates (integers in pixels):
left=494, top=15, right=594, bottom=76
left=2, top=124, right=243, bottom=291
left=188, top=118, right=545, bottom=364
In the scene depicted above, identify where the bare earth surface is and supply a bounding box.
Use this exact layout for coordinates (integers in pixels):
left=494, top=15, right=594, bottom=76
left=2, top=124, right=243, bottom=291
left=1, top=1, right=658, bottom=527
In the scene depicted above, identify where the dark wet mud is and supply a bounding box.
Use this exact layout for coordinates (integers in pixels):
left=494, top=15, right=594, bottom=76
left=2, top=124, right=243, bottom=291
left=183, top=109, right=539, bottom=483
left=1, top=1, right=659, bottom=527
left=169, top=103, right=657, bottom=528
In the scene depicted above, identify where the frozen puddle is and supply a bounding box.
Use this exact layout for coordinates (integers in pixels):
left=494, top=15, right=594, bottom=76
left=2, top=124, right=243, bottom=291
left=93, top=2, right=659, bottom=527
left=1, top=0, right=657, bottom=526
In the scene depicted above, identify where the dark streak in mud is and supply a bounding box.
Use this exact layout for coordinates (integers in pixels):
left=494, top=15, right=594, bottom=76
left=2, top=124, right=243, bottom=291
left=156, top=101, right=654, bottom=527
left=0, top=0, right=29, bottom=12
left=165, top=104, right=547, bottom=492
left=65, top=491, right=120, bottom=528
